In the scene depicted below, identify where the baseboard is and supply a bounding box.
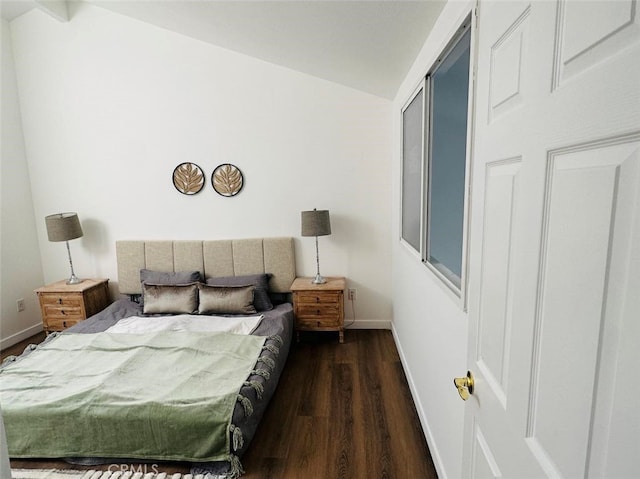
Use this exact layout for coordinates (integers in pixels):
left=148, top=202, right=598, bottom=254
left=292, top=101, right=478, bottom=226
left=391, top=323, right=448, bottom=479
left=0, top=322, right=43, bottom=350
left=344, top=318, right=391, bottom=329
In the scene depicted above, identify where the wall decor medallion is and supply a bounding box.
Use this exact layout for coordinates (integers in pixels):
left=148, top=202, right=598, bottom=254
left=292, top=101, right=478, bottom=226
left=212, top=163, right=244, bottom=197
left=173, top=162, right=205, bottom=195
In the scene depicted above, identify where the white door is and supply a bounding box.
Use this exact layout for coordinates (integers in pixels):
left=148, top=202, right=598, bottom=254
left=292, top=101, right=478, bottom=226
left=463, top=1, right=640, bottom=478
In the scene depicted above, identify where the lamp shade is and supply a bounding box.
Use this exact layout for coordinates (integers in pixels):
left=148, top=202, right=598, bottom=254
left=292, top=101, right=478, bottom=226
left=301, top=209, right=331, bottom=237
left=45, top=213, right=83, bottom=242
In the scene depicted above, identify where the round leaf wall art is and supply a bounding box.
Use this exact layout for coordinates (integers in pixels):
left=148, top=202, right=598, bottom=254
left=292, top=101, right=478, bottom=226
left=212, top=163, right=244, bottom=197
left=173, top=162, right=205, bottom=195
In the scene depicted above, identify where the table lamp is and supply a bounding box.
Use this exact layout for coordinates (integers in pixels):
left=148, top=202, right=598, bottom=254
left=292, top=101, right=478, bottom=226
left=45, top=212, right=84, bottom=284
left=301, top=208, right=331, bottom=284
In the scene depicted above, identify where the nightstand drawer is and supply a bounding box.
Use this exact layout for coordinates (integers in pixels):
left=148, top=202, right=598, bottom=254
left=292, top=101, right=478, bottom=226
left=296, top=303, right=340, bottom=318
left=42, top=304, right=84, bottom=320
left=296, top=317, right=341, bottom=328
left=295, top=291, right=342, bottom=304
left=45, top=318, right=82, bottom=331
left=40, top=294, right=83, bottom=308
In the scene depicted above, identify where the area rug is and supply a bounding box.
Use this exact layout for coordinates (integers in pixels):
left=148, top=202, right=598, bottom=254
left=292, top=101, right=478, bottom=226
left=11, top=470, right=217, bottom=479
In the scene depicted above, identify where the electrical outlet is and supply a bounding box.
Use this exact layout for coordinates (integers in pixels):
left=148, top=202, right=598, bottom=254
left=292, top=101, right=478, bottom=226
left=16, top=298, right=25, bottom=312
left=348, top=288, right=356, bottom=301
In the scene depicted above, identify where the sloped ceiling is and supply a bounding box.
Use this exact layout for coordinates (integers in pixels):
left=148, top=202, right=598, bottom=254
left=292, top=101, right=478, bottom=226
left=1, top=0, right=446, bottom=99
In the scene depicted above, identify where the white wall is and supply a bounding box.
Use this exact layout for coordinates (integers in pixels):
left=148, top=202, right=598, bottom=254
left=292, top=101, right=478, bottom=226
left=391, top=2, right=474, bottom=479
left=6, top=2, right=392, bottom=328
left=0, top=19, right=44, bottom=348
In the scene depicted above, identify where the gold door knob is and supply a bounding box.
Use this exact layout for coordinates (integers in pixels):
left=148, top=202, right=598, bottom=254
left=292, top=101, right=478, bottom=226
left=453, top=371, right=474, bottom=401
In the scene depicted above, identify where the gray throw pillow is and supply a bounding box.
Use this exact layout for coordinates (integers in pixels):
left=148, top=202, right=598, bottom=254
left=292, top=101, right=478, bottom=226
left=198, top=284, right=257, bottom=315
left=142, top=283, right=198, bottom=315
left=206, top=273, right=273, bottom=311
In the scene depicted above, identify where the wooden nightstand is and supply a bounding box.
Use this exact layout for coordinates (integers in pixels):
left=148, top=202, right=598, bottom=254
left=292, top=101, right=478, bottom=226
left=291, top=277, right=345, bottom=343
left=35, top=278, right=110, bottom=333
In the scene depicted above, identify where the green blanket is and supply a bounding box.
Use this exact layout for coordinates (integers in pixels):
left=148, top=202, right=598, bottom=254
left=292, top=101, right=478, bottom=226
left=0, top=331, right=266, bottom=462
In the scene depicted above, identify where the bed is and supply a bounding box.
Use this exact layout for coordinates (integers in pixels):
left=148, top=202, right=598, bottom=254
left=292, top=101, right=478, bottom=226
left=0, top=237, right=296, bottom=478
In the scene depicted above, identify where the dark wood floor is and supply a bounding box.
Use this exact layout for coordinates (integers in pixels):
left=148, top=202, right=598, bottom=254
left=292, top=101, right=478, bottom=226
left=1, top=331, right=47, bottom=361
left=4, top=330, right=438, bottom=478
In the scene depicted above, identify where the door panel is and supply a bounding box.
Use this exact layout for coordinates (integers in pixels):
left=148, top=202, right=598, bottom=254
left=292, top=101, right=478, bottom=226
left=464, top=1, right=640, bottom=477
left=476, top=159, right=521, bottom=407
left=527, top=137, right=640, bottom=479
left=471, top=422, right=502, bottom=479
left=553, top=0, right=640, bottom=87
left=488, top=7, right=529, bottom=121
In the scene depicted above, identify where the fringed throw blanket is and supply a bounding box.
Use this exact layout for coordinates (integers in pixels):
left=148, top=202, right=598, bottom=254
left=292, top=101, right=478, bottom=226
left=11, top=470, right=218, bottom=479
left=0, top=331, right=268, bottom=470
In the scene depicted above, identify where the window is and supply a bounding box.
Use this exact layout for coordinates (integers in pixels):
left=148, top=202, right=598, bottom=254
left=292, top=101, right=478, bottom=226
left=401, top=88, right=424, bottom=252
left=426, top=28, right=471, bottom=288
left=400, top=21, right=472, bottom=296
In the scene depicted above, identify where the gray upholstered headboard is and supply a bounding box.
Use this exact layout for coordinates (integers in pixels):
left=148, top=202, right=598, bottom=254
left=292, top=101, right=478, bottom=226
left=116, top=237, right=296, bottom=295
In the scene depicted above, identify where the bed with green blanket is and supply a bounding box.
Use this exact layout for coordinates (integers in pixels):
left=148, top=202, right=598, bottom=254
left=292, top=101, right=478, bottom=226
left=0, top=237, right=297, bottom=478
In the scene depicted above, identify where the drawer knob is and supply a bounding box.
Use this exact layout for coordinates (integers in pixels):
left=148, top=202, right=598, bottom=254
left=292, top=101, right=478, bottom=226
left=316, top=297, right=320, bottom=302
left=63, top=321, right=67, bottom=328
left=61, top=310, right=66, bottom=315
left=316, top=309, right=320, bottom=315
left=58, top=298, right=63, bottom=304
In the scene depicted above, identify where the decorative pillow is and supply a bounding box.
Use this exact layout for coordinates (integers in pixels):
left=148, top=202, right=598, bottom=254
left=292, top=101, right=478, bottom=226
left=142, top=283, right=199, bottom=315
left=140, top=269, right=202, bottom=285
left=206, top=273, right=273, bottom=311
left=198, top=284, right=257, bottom=315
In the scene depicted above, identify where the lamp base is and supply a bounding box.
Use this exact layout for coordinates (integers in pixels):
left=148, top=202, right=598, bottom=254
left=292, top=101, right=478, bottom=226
left=311, top=274, right=326, bottom=284
left=66, top=274, right=83, bottom=285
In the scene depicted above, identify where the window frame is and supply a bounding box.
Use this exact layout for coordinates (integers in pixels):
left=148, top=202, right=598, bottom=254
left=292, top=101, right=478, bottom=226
left=399, top=14, right=475, bottom=308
